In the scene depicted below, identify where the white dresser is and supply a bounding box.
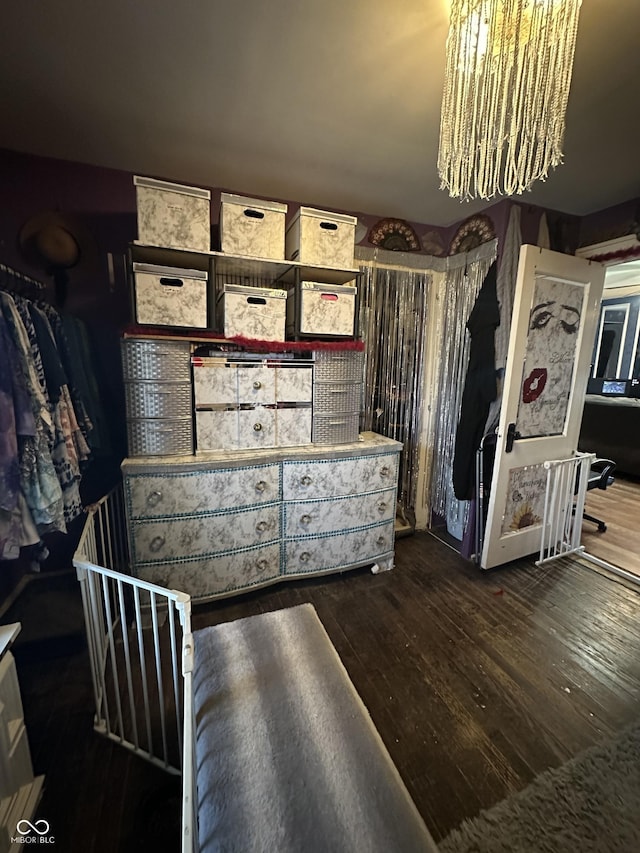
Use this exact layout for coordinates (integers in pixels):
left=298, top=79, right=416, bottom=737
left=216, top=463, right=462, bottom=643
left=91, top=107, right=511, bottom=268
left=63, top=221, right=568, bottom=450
left=122, top=432, right=401, bottom=601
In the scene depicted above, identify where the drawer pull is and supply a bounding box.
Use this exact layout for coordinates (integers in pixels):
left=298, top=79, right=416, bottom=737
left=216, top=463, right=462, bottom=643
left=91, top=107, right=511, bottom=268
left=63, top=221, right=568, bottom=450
left=380, top=466, right=391, bottom=477
left=376, top=536, right=387, bottom=547
left=300, top=514, right=312, bottom=525
left=256, top=520, right=269, bottom=533
left=146, top=490, right=163, bottom=507
left=300, top=475, right=312, bottom=486
left=149, top=535, right=165, bottom=553
left=377, top=502, right=388, bottom=513
left=300, top=551, right=311, bottom=563
left=253, top=422, right=263, bottom=432
left=253, top=380, right=262, bottom=390
left=256, top=559, right=269, bottom=573
left=255, top=480, right=267, bottom=493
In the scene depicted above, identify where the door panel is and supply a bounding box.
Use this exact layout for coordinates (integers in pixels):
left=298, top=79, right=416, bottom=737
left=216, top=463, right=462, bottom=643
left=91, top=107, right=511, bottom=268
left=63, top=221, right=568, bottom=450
left=481, top=246, right=605, bottom=569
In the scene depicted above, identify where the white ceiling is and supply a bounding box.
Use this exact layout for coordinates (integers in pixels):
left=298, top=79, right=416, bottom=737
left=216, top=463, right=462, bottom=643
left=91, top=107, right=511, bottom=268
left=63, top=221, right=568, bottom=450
left=1, top=0, right=639, bottom=228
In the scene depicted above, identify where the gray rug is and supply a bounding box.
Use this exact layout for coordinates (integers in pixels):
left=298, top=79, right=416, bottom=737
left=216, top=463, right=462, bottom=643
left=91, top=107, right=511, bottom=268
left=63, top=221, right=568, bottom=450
left=439, top=722, right=640, bottom=853
left=193, top=603, right=438, bottom=853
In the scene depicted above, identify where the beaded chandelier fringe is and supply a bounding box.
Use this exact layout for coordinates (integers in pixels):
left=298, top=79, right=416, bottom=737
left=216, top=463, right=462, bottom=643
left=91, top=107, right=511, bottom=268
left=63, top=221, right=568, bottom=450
left=438, top=0, right=583, bottom=201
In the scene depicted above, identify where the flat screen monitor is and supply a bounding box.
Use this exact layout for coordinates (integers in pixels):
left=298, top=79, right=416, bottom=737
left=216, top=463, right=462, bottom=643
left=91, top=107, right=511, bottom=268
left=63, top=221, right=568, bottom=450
left=601, top=379, right=627, bottom=396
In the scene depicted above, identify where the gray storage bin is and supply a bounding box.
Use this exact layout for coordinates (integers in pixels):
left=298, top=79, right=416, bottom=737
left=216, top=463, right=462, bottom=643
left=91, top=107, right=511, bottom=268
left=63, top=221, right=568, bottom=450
left=121, top=338, right=191, bottom=382
left=313, top=350, right=364, bottom=383
left=126, top=417, right=194, bottom=457
left=125, top=381, right=193, bottom=420
left=312, top=413, right=360, bottom=445
left=313, top=381, right=361, bottom=413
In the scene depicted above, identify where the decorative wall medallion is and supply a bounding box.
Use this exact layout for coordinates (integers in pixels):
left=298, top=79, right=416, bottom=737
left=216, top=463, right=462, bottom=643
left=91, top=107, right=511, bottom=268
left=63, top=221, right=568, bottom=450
left=368, top=218, right=420, bottom=251
left=449, top=213, right=496, bottom=254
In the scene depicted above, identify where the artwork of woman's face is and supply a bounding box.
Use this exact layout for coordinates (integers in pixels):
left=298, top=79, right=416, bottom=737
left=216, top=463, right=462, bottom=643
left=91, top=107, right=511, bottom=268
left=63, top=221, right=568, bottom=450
left=517, top=278, right=585, bottom=438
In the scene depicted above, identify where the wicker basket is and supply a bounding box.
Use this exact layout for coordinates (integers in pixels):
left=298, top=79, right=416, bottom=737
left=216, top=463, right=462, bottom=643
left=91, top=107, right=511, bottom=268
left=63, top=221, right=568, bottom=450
left=313, top=350, right=364, bottom=383
left=126, top=417, right=193, bottom=457
left=312, top=413, right=360, bottom=445
left=121, top=338, right=191, bottom=382
left=125, top=381, right=192, bottom=420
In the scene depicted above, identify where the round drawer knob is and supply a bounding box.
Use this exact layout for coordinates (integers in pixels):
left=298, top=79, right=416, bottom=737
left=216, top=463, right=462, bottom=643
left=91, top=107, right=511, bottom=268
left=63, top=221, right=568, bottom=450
left=256, top=559, right=269, bottom=573
left=253, top=422, right=263, bottom=432
left=149, top=535, right=166, bottom=553
left=380, top=466, right=391, bottom=477
left=146, top=490, right=163, bottom=507
left=256, top=520, right=269, bottom=533
left=300, top=514, right=312, bottom=525
left=377, top=502, right=388, bottom=513
left=300, top=475, right=312, bottom=486
left=300, top=551, right=311, bottom=563
left=376, top=536, right=386, bottom=547
left=255, top=480, right=267, bottom=493
left=253, top=380, right=262, bottom=390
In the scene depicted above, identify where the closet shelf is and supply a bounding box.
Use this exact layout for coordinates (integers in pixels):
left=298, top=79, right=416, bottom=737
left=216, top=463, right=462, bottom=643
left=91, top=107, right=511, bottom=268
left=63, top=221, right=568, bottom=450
left=130, top=242, right=360, bottom=285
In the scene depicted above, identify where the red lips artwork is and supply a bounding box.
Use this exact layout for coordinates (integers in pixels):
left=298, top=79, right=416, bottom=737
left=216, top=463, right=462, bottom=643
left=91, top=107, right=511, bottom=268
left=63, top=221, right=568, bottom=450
left=522, top=368, right=547, bottom=403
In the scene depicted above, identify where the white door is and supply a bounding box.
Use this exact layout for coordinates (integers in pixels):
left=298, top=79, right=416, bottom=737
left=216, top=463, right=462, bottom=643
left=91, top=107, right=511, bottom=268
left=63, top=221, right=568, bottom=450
left=481, top=245, right=605, bottom=569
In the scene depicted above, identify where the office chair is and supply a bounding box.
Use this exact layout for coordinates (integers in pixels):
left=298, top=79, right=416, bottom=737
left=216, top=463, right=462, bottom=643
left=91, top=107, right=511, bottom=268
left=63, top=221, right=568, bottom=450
left=583, top=458, right=616, bottom=533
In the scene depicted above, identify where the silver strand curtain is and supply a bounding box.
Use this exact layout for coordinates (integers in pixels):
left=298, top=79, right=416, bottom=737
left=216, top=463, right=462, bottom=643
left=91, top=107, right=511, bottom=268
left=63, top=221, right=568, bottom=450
left=429, top=242, right=497, bottom=539
left=356, top=248, right=432, bottom=524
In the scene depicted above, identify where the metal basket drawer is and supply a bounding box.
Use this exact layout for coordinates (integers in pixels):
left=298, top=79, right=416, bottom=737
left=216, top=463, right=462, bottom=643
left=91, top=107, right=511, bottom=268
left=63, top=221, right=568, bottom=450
left=312, top=413, right=360, bottom=445
left=126, top=417, right=193, bottom=457
left=313, top=350, right=364, bottom=383
left=313, top=381, right=361, bottom=414
left=125, top=381, right=192, bottom=420
left=121, top=338, right=191, bottom=382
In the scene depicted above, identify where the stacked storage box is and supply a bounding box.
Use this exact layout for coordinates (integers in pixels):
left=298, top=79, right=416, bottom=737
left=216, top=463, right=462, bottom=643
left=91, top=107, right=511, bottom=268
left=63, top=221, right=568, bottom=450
left=217, top=284, right=286, bottom=341
left=121, top=338, right=193, bottom=457
left=134, top=176, right=211, bottom=252
left=132, top=263, right=209, bottom=329
left=219, top=193, right=287, bottom=260
left=312, top=350, right=364, bottom=444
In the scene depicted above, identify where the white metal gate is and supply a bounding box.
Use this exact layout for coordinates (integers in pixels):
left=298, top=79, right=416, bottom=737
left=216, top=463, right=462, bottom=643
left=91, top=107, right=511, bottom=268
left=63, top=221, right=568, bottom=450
left=536, top=452, right=594, bottom=565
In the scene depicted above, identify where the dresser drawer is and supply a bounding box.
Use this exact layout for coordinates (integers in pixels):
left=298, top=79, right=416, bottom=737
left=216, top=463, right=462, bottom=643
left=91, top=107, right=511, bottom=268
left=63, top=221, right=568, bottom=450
left=125, top=464, right=280, bottom=519
left=282, top=453, right=399, bottom=500
left=134, top=542, right=281, bottom=600
left=283, top=521, right=394, bottom=575
left=283, top=487, right=396, bottom=538
left=131, top=503, right=280, bottom=563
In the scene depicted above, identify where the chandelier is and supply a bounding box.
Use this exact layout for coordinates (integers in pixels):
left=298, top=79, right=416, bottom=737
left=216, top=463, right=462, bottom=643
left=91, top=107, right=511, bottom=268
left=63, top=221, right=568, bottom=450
left=438, top=0, right=583, bottom=201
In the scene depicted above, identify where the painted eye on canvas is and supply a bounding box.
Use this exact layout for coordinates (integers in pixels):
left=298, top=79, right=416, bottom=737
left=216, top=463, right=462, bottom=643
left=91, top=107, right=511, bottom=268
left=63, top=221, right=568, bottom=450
left=530, top=309, right=553, bottom=330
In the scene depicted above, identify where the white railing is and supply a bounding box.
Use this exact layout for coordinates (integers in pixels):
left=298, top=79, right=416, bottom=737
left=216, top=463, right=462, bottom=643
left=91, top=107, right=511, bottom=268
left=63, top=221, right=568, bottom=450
left=73, top=488, right=197, bottom=853
left=537, top=452, right=595, bottom=566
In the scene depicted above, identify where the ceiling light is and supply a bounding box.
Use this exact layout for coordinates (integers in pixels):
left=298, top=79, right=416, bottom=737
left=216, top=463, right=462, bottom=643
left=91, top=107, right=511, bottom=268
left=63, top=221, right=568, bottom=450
left=438, top=0, right=583, bottom=201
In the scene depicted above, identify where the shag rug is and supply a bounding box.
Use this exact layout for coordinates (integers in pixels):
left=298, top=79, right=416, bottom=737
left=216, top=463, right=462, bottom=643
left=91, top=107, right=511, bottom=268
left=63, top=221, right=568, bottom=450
left=439, top=721, right=640, bottom=853
left=193, top=603, right=438, bottom=853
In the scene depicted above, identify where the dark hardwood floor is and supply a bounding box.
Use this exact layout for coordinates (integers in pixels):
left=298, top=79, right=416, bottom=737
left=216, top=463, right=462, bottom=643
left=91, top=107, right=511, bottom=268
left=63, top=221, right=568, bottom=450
left=14, top=531, right=640, bottom=851
left=581, top=474, right=640, bottom=577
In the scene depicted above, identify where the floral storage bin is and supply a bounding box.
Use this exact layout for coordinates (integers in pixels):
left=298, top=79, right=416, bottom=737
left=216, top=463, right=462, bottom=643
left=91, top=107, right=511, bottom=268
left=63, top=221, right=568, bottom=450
left=218, top=284, right=286, bottom=341
left=132, top=263, right=208, bottom=329
left=285, top=207, right=357, bottom=268
left=219, top=193, right=287, bottom=259
left=287, top=281, right=357, bottom=338
left=134, top=176, right=211, bottom=251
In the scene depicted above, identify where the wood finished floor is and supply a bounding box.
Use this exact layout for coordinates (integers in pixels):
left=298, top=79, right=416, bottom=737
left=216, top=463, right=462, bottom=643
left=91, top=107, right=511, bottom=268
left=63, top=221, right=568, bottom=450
left=581, top=474, right=640, bottom=577
left=16, top=532, right=640, bottom=851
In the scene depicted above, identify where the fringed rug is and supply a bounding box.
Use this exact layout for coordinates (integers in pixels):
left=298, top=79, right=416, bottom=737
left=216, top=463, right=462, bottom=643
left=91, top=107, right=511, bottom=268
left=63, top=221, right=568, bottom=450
left=439, top=721, right=640, bottom=853
left=193, top=603, right=437, bottom=853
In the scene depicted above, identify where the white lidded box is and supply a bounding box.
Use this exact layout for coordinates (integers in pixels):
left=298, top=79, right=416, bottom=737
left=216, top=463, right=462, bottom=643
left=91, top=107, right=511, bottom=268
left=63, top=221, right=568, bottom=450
left=219, top=193, right=287, bottom=259
left=287, top=281, right=357, bottom=338
left=218, top=284, right=286, bottom=341
left=133, top=263, right=208, bottom=329
left=285, top=207, right=357, bottom=268
left=134, top=176, right=211, bottom=251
